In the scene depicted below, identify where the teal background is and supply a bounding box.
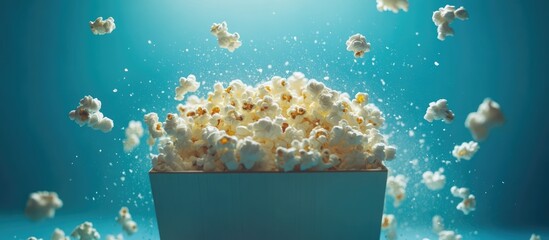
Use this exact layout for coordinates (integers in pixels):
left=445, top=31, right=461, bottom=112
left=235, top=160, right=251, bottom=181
left=1, top=0, right=548, bottom=238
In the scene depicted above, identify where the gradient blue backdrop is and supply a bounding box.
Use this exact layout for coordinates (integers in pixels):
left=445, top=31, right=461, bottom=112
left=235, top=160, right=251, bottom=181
left=1, top=0, right=548, bottom=238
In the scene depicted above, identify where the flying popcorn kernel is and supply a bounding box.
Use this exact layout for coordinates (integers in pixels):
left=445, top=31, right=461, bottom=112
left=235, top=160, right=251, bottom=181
left=381, top=214, right=397, bottom=240
left=432, top=215, right=445, bottom=233
left=376, top=0, right=409, bottom=13
left=346, top=34, right=371, bottom=58
left=25, top=191, right=63, bottom=221
left=465, top=98, right=505, bottom=141
left=52, top=228, right=69, bottom=240
left=89, top=17, right=116, bottom=35
left=432, top=5, right=469, bottom=41
left=530, top=234, right=541, bottom=240
left=175, top=74, right=200, bottom=101
left=28, top=237, right=42, bottom=240
left=123, top=120, right=144, bottom=153
left=71, top=221, right=100, bottom=240
left=211, top=21, right=242, bottom=52
left=424, top=99, right=455, bottom=123
left=106, top=234, right=124, bottom=240
left=69, top=95, right=114, bottom=133
left=451, top=186, right=476, bottom=215
left=452, top=141, right=479, bottom=161
left=148, top=73, right=394, bottom=172
left=422, top=168, right=446, bottom=191
left=438, top=230, right=463, bottom=240
left=116, top=207, right=138, bottom=235
left=387, top=175, right=408, bottom=207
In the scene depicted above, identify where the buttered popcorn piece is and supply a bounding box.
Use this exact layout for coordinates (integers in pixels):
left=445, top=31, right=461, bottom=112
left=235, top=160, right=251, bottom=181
left=387, top=175, right=408, bottom=207
left=432, top=215, right=445, bottom=233
left=376, top=0, right=409, bottom=13
left=422, top=168, right=446, bottom=191
left=424, top=99, right=455, bottom=123
left=381, top=214, right=397, bottom=240
left=465, top=98, right=505, bottom=141
left=89, top=17, right=116, bottom=35
left=71, top=222, right=100, bottom=240
left=116, top=207, right=138, bottom=235
left=123, top=120, right=144, bottom=153
left=52, top=228, right=69, bottom=240
left=530, top=234, right=541, bottom=240
left=346, top=34, right=371, bottom=58
left=25, top=191, right=63, bottom=221
left=451, top=186, right=476, bottom=215
left=69, top=95, right=114, bottom=133
left=147, top=73, right=394, bottom=172
left=438, top=230, right=462, bottom=240
left=432, top=5, right=469, bottom=41
left=452, top=141, right=479, bottom=161
left=175, top=74, right=200, bottom=101
left=211, top=21, right=242, bottom=52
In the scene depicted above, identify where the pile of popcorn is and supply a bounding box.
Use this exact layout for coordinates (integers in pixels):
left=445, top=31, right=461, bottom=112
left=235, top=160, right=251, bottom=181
left=147, top=72, right=396, bottom=172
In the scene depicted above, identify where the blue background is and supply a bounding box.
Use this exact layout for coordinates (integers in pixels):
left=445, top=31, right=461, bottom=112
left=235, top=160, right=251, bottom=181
left=1, top=0, right=548, bottom=238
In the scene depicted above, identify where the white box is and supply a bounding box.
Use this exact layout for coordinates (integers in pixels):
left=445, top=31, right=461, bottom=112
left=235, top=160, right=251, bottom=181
left=150, top=168, right=387, bottom=240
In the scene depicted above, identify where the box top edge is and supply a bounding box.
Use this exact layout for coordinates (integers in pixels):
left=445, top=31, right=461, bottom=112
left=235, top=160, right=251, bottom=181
left=149, top=165, right=388, bottom=174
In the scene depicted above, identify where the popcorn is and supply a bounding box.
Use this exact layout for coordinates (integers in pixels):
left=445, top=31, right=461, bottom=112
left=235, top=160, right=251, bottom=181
left=346, top=34, right=371, bottom=58
left=381, top=214, right=397, bottom=240
left=387, top=175, right=408, bottom=207
left=432, top=5, right=469, bottom=41
left=452, top=141, right=479, bottom=161
left=432, top=215, right=445, bottom=233
left=116, top=207, right=138, bottom=235
left=25, top=191, right=63, bottom=221
left=52, top=228, right=69, bottom=240
left=69, top=95, right=114, bottom=133
left=28, top=237, right=42, bottom=240
left=451, top=186, right=476, bottom=215
left=376, top=0, right=409, bottom=13
left=424, top=99, right=455, bottom=123
left=106, top=234, right=124, bottom=240
left=531, top=234, right=541, bottom=240
left=123, top=120, right=144, bottom=153
left=210, top=21, right=242, bottom=52
left=422, top=168, right=446, bottom=191
left=71, top=221, right=100, bottom=240
left=89, top=17, right=116, bottom=35
left=147, top=73, right=394, bottom=172
left=438, top=230, right=462, bottom=240
left=465, top=98, right=505, bottom=141
left=175, top=74, right=200, bottom=101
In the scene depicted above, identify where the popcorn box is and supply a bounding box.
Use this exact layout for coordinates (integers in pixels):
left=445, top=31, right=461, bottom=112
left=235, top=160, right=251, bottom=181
left=149, top=168, right=388, bottom=240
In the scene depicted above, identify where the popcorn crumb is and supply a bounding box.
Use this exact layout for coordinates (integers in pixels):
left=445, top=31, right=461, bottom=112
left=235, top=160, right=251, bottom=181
left=106, top=234, right=124, bottom=240
left=123, top=121, right=144, bottom=153
left=451, top=186, right=476, bottom=215
left=387, top=175, right=408, bottom=207
left=211, top=21, right=242, bottom=52
left=175, top=74, right=200, bottom=101
left=452, top=141, right=479, bottom=161
left=465, top=98, right=505, bottom=141
left=116, top=207, right=138, bottom=235
left=25, top=191, right=63, bottom=221
left=89, top=17, right=116, bottom=35
left=376, top=0, right=409, bottom=13
left=69, top=95, right=114, bottom=133
left=422, top=168, right=446, bottom=191
left=71, top=221, right=100, bottom=240
left=346, top=34, right=371, bottom=58
left=381, top=214, right=397, bottom=240
left=424, top=99, right=454, bottom=123
left=52, top=228, right=69, bottom=240
left=432, top=5, right=469, bottom=41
